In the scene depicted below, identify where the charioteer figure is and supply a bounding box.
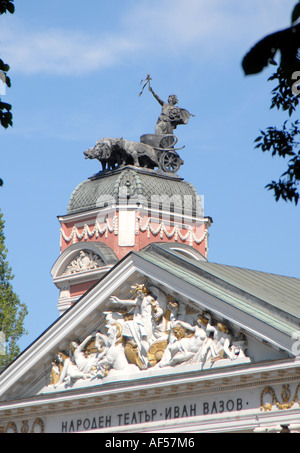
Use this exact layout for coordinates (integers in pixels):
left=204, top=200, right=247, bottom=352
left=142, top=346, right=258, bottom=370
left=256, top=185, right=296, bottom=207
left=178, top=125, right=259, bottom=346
left=148, top=85, right=194, bottom=136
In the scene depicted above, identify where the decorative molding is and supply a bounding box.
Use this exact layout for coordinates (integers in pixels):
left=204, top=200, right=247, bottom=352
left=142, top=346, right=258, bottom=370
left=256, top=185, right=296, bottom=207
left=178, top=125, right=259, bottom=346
left=136, top=216, right=207, bottom=246
left=1, top=358, right=300, bottom=434
left=260, top=383, right=300, bottom=412
left=6, top=421, right=17, bottom=433
left=5, top=418, right=45, bottom=433
left=52, top=241, right=118, bottom=279
left=62, top=250, right=104, bottom=276
left=254, top=424, right=300, bottom=433
left=60, top=218, right=117, bottom=246
left=60, top=217, right=208, bottom=247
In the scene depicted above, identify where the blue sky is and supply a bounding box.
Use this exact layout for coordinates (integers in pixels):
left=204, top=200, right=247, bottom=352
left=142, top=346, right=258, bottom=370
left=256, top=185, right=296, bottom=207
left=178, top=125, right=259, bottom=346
left=0, top=0, right=299, bottom=351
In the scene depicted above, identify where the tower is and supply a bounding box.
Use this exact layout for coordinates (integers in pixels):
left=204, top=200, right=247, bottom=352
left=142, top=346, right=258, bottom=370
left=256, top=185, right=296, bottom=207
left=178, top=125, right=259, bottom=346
left=51, top=82, right=212, bottom=314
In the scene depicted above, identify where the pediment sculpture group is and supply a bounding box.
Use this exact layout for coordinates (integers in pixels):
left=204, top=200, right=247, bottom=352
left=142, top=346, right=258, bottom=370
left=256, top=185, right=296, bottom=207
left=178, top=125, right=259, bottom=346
left=50, top=284, right=249, bottom=388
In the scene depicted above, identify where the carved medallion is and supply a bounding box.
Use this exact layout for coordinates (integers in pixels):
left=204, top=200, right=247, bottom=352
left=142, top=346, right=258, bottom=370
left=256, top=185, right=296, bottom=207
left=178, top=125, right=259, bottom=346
left=62, top=250, right=104, bottom=275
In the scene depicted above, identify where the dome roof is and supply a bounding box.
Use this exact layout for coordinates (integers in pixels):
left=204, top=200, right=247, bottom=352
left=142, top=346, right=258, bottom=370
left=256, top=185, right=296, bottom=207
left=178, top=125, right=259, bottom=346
left=67, top=167, right=201, bottom=216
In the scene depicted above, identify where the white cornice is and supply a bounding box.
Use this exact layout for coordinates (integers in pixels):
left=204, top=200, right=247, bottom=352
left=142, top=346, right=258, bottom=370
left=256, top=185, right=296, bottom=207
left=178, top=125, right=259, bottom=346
left=58, top=206, right=117, bottom=224
left=53, top=266, right=112, bottom=286
left=0, top=357, right=299, bottom=415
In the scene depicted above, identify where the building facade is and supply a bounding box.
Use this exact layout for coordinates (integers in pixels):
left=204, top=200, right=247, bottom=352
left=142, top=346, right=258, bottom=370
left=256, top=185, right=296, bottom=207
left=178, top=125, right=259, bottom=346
left=0, top=99, right=300, bottom=434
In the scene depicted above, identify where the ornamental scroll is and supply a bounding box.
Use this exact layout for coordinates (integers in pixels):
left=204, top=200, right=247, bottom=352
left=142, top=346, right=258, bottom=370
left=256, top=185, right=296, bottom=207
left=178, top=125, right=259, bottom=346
left=260, top=384, right=300, bottom=412
left=5, top=418, right=45, bottom=433
left=48, top=284, right=250, bottom=390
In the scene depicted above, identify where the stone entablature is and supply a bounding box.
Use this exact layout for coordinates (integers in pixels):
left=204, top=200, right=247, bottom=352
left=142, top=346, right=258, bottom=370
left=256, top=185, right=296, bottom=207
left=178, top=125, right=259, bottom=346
left=1, top=360, right=300, bottom=433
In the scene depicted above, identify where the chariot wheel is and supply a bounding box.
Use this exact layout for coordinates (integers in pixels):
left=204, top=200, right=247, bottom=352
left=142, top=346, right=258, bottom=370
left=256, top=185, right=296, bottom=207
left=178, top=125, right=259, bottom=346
left=160, top=151, right=182, bottom=173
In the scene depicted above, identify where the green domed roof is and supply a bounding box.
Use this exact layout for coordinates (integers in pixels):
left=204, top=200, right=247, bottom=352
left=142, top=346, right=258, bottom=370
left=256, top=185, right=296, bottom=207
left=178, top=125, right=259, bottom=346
left=67, top=167, right=201, bottom=216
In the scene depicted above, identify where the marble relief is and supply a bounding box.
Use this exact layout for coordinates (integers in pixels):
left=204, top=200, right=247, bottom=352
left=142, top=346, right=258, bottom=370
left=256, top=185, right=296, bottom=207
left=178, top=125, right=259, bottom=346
left=62, top=250, right=104, bottom=275
left=48, top=284, right=250, bottom=390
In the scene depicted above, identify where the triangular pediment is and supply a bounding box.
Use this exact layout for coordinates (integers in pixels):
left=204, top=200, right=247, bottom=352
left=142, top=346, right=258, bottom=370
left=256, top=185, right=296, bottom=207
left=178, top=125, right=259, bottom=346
left=0, top=244, right=299, bottom=402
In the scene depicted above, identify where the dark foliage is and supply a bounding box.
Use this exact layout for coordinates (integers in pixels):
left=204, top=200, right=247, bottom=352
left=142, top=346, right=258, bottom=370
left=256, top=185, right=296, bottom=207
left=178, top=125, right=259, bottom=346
left=0, top=0, right=14, bottom=186
left=242, top=2, right=300, bottom=205
left=0, top=0, right=14, bottom=14
left=255, top=118, right=300, bottom=205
